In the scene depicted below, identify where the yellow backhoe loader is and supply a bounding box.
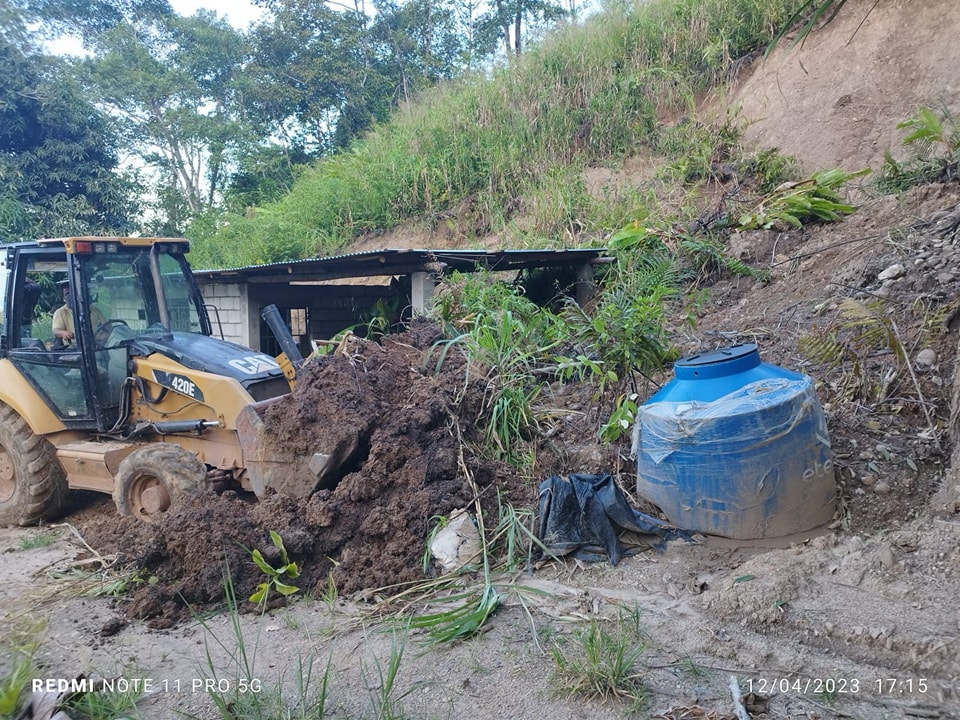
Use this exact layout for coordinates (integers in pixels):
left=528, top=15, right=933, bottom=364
left=0, top=237, right=314, bottom=525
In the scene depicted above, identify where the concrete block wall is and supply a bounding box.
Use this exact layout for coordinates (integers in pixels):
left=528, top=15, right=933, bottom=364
left=200, top=281, right=249, bottom=347
left=199, top=279, right=403, bottom=356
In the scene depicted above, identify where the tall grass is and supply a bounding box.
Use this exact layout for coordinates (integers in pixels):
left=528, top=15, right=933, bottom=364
left=193, top=0, right=811, bottom=268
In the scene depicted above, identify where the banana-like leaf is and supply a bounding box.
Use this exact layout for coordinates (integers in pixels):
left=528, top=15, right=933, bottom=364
left=250, top=549, right=275, bottom=576
left=274, top=581, right=300, bottom=596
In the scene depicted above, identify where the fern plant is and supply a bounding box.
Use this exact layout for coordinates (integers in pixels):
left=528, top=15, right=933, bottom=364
left=610, top=217, right=770, bottom=284
left=798, top=298, right=907, bottom=402
left=679, top=234, right=771, bottom=282
left=797, top=296, right=941, bottom=445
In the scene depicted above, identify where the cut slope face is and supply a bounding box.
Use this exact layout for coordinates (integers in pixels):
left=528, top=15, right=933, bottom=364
left=730, top=0, right=960, bottom=173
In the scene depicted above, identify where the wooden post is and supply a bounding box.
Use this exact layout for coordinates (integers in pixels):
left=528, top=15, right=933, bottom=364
left=575, top=263, right=594, bottom=307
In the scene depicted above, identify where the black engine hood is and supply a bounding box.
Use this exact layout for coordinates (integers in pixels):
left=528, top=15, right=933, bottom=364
left=130, top=331, right=285, bottom=385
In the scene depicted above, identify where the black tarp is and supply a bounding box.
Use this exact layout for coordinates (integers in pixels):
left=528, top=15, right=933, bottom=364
left=536, top=473, right=680, bottom=565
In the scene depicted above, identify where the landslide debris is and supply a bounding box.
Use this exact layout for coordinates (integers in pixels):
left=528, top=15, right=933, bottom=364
left=81, top=319, right=522, bottom=628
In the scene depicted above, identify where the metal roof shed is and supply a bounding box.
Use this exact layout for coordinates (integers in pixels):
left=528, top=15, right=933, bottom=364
left=192, top=247, right=607, bottom=355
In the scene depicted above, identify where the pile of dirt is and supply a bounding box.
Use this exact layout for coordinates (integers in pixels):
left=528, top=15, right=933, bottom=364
left=80, top=319, right=524, bottom=628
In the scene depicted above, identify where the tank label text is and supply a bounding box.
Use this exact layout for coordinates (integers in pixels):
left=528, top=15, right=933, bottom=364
left=153, top=370, right=205, bottom=402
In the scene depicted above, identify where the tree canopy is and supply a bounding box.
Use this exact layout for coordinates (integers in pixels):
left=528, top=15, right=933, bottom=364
left=3, top=0, right=572, bottom=238
left=0, top=29, right=136, bottom=243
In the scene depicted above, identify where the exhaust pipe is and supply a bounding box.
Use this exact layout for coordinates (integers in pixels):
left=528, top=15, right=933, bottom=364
left=261, top=304, right=304, bottom=370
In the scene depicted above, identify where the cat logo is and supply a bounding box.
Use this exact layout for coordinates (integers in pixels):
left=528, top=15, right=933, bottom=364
left=228, top=355, right=281, bottom=375
left=153, top=370, right=205, bottom=402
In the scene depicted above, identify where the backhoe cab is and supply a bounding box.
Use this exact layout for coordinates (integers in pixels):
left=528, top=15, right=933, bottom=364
left=0, top=237, right=309, bottom=526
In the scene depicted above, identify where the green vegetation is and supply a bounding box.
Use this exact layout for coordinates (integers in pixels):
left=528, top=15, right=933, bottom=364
left=0, top=621, right=145, bottom=720
left=428, top=272, right=563, bottom=465
left=405, top=478, right=502, bottom=643
left=424, top=168, right=871, bottom=458
left=3, top=0, right=882, bottom=251
left=192, top=0, right=814, bottom=267
left=767, top=0, right=854, bottom=53
left=0, top=625, right=40, bottom=718
left=550, top=608, right=649, bottom=711
left=14, top=529, right=60, bottom=551
left=249, top=530, right=302, bottom=605
left=798, top=296, right=940, bottom=447
left=318, top=572, right=339, bottom=611
left=0, top=28, right=137, bottom=243
left=197, top=0, right=877, bottom=459
left=381, top=491, right=548, bottom=645
left=361, top=630, right=416, bottom=720
left=188, top=564, right=433, bottom=720
left=875, top=106, right=960, bottom=193
left=737, top=168, right=869, bottom=230
left=64, top=681, right=145, bottom=720
left=425, top=176, right=832, bottom=458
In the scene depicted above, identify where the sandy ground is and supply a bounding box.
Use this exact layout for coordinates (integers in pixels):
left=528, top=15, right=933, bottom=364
left=2, top=508, right=958, bottom=719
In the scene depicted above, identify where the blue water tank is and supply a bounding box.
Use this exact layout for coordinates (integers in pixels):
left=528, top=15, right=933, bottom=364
left=635, top=344, right=836, bottom=539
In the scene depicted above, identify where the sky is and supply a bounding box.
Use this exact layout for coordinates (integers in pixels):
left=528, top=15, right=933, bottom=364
left=42, top=0, right=265, bottom=55
left=168, top=0, right=265, bottom=29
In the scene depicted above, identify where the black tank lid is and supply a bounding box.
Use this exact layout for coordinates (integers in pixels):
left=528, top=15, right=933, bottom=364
left=675, top=343, right=758, bottom=368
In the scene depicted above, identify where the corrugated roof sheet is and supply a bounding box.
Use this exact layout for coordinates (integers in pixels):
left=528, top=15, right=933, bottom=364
left=193, top=247, right=607, bottom=282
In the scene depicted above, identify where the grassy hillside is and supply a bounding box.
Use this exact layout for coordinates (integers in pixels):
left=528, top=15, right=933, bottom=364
left=190, top=0, right=811, bottom=270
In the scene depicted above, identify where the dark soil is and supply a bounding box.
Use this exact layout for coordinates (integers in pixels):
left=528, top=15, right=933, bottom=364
left=79, top=319, right=524, bottom=628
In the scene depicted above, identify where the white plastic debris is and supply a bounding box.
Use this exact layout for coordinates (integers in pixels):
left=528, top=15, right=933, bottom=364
left=430, top=508, right=481, bottom=573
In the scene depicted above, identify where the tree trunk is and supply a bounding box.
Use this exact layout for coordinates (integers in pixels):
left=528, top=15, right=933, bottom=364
left=493, top=0, right=511, bottom=57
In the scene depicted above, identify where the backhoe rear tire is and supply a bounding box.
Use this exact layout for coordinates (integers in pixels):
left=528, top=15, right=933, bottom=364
left=0, top=403, right=68, bottom=527
left=113, top=444, right=210, bottom=522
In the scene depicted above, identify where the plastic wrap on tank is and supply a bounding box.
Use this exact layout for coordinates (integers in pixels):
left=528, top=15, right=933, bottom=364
left=640, top=378, right=818, bottom=461
left=635, top=377, right=837, bottom=539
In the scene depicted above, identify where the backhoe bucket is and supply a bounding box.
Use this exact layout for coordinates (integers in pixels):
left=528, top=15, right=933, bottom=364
left=236, top=397, right=326, bottom=498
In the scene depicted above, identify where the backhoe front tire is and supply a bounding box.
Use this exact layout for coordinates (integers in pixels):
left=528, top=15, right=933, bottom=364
left=0, top=403, right=68, bottom=527
left=113, top=445, right=210, bottom=522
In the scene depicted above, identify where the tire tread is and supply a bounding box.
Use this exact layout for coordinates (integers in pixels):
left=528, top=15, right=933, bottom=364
left=0, top=402, right=68, bottom=526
